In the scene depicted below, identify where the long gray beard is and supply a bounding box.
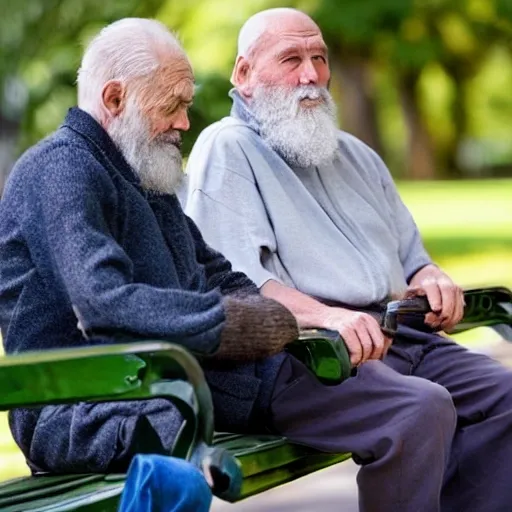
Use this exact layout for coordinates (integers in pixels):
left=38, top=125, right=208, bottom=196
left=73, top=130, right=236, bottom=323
left=107, top=101, right=183, bottom=195
left=250, top=85, right=339, bottom=168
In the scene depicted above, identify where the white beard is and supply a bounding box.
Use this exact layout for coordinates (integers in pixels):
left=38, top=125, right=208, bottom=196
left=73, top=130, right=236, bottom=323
left=107, top=97, right=183, bottom=195
left=250, top=85, right=339, bottom=169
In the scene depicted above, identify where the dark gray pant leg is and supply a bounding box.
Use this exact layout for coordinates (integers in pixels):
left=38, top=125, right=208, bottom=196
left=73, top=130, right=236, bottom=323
left=398, top=327, right=512, bottom=512
left=269, top=354, right=457, bottom=512
left=21, top=399, right=182, bottom=473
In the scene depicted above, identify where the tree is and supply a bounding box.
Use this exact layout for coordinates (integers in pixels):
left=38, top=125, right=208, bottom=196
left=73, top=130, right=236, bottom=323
left=2, top=0, right=512, bottom=185
left=311, top=0, right=441, bottom=178
left=410, top=0, right=512, bottom=177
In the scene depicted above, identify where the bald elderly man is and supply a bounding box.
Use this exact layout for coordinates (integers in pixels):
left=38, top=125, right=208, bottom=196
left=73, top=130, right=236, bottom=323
left=184, top=8, right=512, bottom=512
left=0, top=18, right=299, bottom=474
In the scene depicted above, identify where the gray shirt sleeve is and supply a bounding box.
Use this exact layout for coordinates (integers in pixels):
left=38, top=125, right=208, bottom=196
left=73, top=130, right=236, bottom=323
left=185, top=131, right=280, bottom=288
left=369, top=149, right=432, bottom=281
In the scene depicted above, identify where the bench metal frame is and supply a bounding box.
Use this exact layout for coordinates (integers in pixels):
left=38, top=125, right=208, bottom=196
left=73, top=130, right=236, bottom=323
left=0, top=286, right=510, bottom=511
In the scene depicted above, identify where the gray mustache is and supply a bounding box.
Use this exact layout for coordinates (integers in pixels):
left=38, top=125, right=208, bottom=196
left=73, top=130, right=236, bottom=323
left=155, top=133, right=182, bottom=149
left=295, top=86, right=324, bottom=101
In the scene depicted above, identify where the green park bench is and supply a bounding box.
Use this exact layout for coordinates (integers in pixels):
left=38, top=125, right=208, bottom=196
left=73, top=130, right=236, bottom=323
left=0, top=286, right=511, bottom=511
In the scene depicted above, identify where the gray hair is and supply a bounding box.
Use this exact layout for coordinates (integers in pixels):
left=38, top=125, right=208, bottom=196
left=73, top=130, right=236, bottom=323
left=236, top=8, right=304, bottom=58
left=77, top=18, right=182, bottom=119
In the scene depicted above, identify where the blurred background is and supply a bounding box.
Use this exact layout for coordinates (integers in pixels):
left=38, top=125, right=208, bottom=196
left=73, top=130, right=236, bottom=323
left=1, top=0, right=511, bottom=505
left=3, top=0, right=512, bottom=180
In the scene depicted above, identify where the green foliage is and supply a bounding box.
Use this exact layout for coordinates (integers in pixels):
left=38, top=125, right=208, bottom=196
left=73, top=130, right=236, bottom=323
left=1, top=0, right=166, bottom=149
left=184, top=74, right=232, bottom=156
left=314, top=0, right=412, bottom=48
left=1, top=0, right=512, bottom=175
left=496, top=0, right=512, bottom=20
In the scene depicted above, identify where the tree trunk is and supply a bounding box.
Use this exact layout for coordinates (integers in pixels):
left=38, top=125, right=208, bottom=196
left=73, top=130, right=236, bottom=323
left=444, top=66, right=467, bottom=178
left=397, top=71, right=437, bottom=180
left=330, top=54, right=384, bottom=157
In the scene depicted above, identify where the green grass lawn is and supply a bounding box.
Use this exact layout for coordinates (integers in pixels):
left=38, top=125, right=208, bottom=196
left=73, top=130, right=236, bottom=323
left=400, top=179, right=512, bottom=289
left=402, top=179, right=512, bottom=347
left=1, top=178, right=511, bottom=481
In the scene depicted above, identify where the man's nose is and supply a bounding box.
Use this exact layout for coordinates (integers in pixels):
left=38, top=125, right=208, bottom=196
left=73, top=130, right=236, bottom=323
left=299, top=59, right=319, bottom=85
left=173, top=110, right=190, bottom=132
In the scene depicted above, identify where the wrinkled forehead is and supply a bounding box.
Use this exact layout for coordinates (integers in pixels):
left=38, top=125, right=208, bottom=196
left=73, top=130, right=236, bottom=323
left=253, top=27, right=327, bottom=60
left=150, top=56, right=195, bottom=102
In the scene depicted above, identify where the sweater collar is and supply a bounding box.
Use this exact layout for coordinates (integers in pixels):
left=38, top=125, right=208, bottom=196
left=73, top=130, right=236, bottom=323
left=229, top=89, right=262, bottom=135
left=62, top=107, right=141, bottom=187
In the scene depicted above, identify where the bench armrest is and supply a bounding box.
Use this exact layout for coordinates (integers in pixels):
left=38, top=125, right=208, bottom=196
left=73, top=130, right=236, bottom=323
left=450, top=287, right=512, bottom=339
left=286, top=330, right=352, bottom=385
left=288, top=286, right=512, bottom=386
left=0, top=342, right=242, bottom=500
left=0, top=342, right=212, bottom=440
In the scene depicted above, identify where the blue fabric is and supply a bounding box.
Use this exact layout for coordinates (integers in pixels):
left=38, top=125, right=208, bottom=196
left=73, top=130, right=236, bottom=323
left=118, top=455, right=212, bottom=512
left=0, top=107, right=284, bottom=473
left=0, top=107, right=249, bottom=355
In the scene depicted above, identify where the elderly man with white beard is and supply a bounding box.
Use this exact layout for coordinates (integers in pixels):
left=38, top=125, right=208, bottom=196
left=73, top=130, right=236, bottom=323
left=184, top=8, right=512, bottom=512
left=0, top=18, right=301, bottom=475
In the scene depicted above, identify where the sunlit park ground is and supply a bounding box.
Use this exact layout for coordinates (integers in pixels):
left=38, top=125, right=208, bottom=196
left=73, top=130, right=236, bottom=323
left=0, top=178, right=511, bottom=484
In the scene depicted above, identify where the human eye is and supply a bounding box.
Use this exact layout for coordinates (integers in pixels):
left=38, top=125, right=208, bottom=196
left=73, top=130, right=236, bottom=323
left=282, top=55, right=300, bottom=64
left=312, top=55, right=326, bottom=63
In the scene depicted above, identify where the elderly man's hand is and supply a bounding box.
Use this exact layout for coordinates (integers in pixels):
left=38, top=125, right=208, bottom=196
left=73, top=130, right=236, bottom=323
left=322, top=308, right=393, bottom=366
left=407, top=264, right=465, bottom=332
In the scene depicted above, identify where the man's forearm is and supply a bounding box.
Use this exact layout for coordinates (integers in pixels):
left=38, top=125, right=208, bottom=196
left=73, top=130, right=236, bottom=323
left=260, top=279, right=332, bottom=329
left=261, top=280, right=393, bottom=366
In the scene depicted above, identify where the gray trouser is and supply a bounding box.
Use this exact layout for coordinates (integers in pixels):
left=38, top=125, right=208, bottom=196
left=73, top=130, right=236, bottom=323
left=268, top=326, right=512, bottom=512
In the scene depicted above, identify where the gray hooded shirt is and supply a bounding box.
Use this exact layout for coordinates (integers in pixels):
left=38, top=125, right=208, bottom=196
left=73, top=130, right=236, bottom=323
left=183, top=90, right=431, bottom=307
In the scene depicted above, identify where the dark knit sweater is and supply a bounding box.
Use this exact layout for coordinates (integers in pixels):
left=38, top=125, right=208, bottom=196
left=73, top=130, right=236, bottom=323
left=0, top=107, right=286, bottom=473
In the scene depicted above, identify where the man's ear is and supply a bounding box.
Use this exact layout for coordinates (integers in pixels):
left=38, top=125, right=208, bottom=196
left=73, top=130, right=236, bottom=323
left=231, top=56, right=252, bottom=98
left=102, top=80, right=125, bottom=117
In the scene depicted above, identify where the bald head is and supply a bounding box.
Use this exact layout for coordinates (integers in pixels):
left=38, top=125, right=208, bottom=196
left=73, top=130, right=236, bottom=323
left=237, top=8, right=321, bottom=58
left=231, top=8, right=329, bottom=97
